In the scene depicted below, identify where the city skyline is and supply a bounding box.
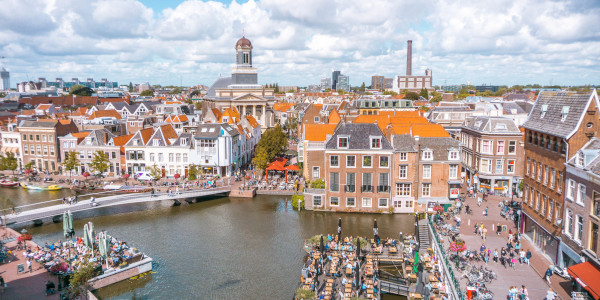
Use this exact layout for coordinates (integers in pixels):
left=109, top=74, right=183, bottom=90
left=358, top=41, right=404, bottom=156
left=1, top=0, right=599, bottom=88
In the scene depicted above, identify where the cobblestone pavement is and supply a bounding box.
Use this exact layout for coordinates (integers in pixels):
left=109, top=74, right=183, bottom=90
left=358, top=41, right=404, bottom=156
left=441, top=189, right=571, bottom=300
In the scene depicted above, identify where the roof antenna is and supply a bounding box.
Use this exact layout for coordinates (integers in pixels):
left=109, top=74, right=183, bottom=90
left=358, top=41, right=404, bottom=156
left=242, top=28, right=245, bottom=38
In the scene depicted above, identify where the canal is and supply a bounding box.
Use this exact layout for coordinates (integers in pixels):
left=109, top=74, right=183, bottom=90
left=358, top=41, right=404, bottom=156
left=13, top=190, right=415, bottom=299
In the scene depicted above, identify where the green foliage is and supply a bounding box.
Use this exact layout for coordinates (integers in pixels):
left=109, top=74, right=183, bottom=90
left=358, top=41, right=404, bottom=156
left=194, top=101, right=202, bottom=111
left=383, top=90, right=398, bottom=96
left=188, top=164, right=198, bottom=181
left=283, top=116, right=298, bottom=137
left=430, top=93, right=442, bottom=103
left=252, top=147, right=270, bottom=172
left=518, top=180, right=523, bottom=191
left=404, top=91, right=420, bottom=100
left=0, top=152, right=18, bottom=172
left=63, top=151, right=80, bottom=178
left=307, top=234, right=323, bottom=245
left=324, top=88, right=331, bottom=92
left=170, top=87, right=181, bottom=94
left=0, top=196, right=16, bottom=217
left=295, top=288, right=316, bottom=300
left=310, top=179, right=325, bottom=189
left=0, top=92, right=6, bottom=98
left=256, top=124, right=288, bottom=161
left=190, top=90, right=201, bottom=97
left=69, top=85, right=93, bottom=96
left=70, top=262, right=99, bottom=298
left=359, top=82, right=365, bottom=92
left=352, top=237, right=369, bottom=249
left=291, top=194, right=305, bottom=210
left=139, top=90, right=154, bottom=97
left=274, top=83, right=279, bottom=93
left=420, top=106, right=431, bottom=112
left=89, top=150, right=110, bottom=175
left=148, top=164, right=162, bottom=180
left=128, top=82, right=134, bottom=93
left=419, top=88, right=429, bottom=99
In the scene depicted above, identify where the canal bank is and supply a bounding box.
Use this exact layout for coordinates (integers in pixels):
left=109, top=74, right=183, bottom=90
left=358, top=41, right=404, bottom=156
left=13, top=192, right=416, bottom=299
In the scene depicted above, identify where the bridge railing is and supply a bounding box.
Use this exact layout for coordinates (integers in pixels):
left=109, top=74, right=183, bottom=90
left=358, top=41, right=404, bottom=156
left=0, top=190, right=120, bottom=214
left=379, top=280, right=409, bottom=296
left=427, top=215, right=464, bottom=300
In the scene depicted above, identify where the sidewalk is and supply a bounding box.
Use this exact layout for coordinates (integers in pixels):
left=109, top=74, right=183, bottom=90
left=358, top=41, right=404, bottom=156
left=0, top=227, right=59, bottom=300
left=451, top=189, right=571, bottom=299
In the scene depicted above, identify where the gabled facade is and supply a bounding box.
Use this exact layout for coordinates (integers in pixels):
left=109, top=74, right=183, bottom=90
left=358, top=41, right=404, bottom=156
left=59, top=129, right=121, bottom=176
left=191, top=123, right=241, bottom=176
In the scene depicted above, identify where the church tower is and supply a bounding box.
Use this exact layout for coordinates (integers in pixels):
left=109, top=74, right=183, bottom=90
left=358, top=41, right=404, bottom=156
left=231, top=35, right=258, bottom=86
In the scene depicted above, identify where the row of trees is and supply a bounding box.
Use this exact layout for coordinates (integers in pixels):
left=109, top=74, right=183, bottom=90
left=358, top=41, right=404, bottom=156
left=63, top=150, right=110, bottom=179
left=252, top=124, right=288, bottom=173
left=0, top=152, right=18, bottom=173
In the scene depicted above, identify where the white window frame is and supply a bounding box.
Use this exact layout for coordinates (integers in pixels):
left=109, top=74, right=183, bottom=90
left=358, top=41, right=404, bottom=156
left=313, top=196, right=322, bottom=207
left=565, top=208, right=573, bottom=236
left=398, top=165, right=407, bottom=179
left=422, top=165, right=431, bottom=179
left=346, top=155, right=356, bottom=168
left=575, top=214, right=584, bottom=243
left=567, top=179, right=576, bottom=201
left=379, top=156, right=389, bottom=168
left=399, top=152, right=408, bottom=161
left=338, top=136, right=349, bottom=149
left=422, top=183, right=431, bottom=197
left=448, top=150, right=459, bottom=160
left=508, top=140, right=517, bottom=154
left=330, top=197, right=339, bottom=206
left=422, top=150, right=433, bottom=160
left=378, top=198, right=389, bottom=208
left=449, top=164, right=458, bottom=179
left=577, top=184, right=586, bottom=206
left=330, top=155, right=339, bottom=167
left=496, top=140, right=505, bottom=154
left=362, top=197, right=372, bottom=208
left=395, top=183, right=411, bottom=196
left=481, top=140, right=492, bottom=154
left=346, top=197, right=356, bottom=207
left=370, top=137, right=382, bottom=149
left=362, top=155, right=372, bottom=168
left=495, top=159, right=503, bottom=174
left=312, top=167, right=320, bottom=179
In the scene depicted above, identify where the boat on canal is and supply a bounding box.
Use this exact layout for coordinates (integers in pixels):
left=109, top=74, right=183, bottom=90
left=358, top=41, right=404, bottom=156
left=20, top=182, right=62, bottom=191
left=0, top=179, right=19, bottom=187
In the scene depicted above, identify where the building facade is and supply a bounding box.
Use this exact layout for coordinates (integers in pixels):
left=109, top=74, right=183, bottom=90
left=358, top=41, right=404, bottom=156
left=18, top=120, right=78, bottom=173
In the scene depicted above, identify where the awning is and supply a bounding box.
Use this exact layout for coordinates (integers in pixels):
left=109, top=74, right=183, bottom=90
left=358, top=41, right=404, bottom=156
left=285, top=165, right=299, bottom=171
left=567, top=262, right=600, bottom=299
left=266, top=158, right=289, bottom=171
left=0, top=147, right=18, bottom=153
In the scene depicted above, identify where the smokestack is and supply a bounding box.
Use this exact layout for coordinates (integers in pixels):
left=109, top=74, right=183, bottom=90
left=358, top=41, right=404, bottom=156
left=406, top=40, right=412, bottom=76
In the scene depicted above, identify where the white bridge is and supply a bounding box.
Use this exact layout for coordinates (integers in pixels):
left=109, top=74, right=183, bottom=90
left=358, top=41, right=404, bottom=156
left=2, top=188, right=231, bottom=225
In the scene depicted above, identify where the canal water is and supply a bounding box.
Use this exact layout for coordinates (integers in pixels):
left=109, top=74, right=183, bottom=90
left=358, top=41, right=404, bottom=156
left=13, top=189, right=415, bottom=299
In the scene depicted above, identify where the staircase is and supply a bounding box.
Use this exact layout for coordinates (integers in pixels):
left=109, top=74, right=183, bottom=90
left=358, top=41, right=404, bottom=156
left=417, top=219, right=431, bottom=253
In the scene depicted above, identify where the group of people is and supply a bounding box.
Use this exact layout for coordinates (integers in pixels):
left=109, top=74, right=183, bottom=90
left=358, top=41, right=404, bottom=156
left=61, top=195, right=78, bottom=205
left=507, top=285, right=528, bottom=300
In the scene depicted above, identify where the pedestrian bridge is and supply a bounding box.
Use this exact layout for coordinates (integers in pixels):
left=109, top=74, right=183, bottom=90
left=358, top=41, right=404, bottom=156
left=2, top=188, right=230, bottom=225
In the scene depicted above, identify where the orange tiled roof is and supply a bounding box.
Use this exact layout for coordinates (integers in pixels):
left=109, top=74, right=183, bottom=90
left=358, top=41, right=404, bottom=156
left=160, top=124, right=178, bottom=144
left=58, top=120, right=72, bottom=125
left=329, top=109, right=341, bottom=124
left=36, top=104, right=52, bottom=110
left=20, top=110, right=36, bottom=115
left=245, top=115, right=260, bottom=128
left=274, top=102, right=294, bottom=112
left=139, top=127, right=154, bottom=144
left=389, top=123, right=449, bottom=138
left=211, top=108, right=222, bottom=121
left=165, top=114, right=189, bottom=123
left=89, top=110, right=121, bottom=120
left=220, top=108, right=240, bottom=124
left=112, top=133, right=134, bottom=147
left=71, top=131, right=90, bottom=143
left=304, top=124, right=337, bottom=141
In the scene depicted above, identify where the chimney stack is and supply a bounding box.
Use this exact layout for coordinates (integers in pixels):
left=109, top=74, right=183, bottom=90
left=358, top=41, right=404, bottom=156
left=406, top=40, right=412, bottom=76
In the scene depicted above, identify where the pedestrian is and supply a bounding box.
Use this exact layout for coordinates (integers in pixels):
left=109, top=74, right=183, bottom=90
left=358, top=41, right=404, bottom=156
left=519, top=285, right=528, bottom=300
left=26, top=258, right=32, bottom=272
left=455, top=215, right=461, bottom=227
left=508, top=230, right=514, bottom=243
left=0, top=275, right=4, bottom=293
left=477, top=196, right=482, bottom=206
left=474, top=223, right=479, bottom=234
left=519, top=249, right=525, bottom=264
left=74, top=195, right=78, bottom=204
left=525, top=249, right=532, bottom=265
left=497, top=223, right=502, bottom=235
left=482, top=226, right=487, bottom=241
left=544, top=267, right=553, bottom=284
left=545, top=288, right=557, bottom=300
left=493, top=249, right=499, bottom=263
left=484, top=207, right=488, bottom=217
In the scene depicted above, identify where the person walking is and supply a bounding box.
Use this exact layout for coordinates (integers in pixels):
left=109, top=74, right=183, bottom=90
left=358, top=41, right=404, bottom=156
left=545, top=288, right=557, bottom=300
left=519, top=285, right=528, bottom=300
left=525, top=249, right=532, bottom=265
left=544, top=267, right=553, bottom=284
left=482, top=226, right=488, bottom=241
left=477, top=196, right=482, bottom=206
left=26, top=258, right=32, bottom=272
left=519, top=249, right=525, bottom=264
left=493, top=249, right=499, bottom=263
left=497, top=222, right=502, bottom=235
left=484, top=207, right=488, bottom=217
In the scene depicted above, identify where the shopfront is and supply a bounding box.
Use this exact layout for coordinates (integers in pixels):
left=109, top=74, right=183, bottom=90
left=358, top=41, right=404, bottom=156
left=523, top=213, right=559, bottom=264
left=567, top=262, right=600, bottom=300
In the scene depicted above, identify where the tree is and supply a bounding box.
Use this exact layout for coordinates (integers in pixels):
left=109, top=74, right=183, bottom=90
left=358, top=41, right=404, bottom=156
left=128, top=82, right=134, bottom=92
left=310, top=178, right=325, bottom=189
left=63, top=151, right=81, bottom=180
left=170, top=87, right=181, bottom=94
left=359, top=82, right=366, bottom=92
left=283, top=116, right=298, bottom=138
left=139, top=90, right=154, bottom=97
left=70, top=262, right=99, bottom=300
left=404, top=91, right=420, bottom=100
left=252, top=147, right=269, bottom=174
left=148, top=164, right=162, bottom=181
left=256, top=124, right=288, bottom=161
left=69, top=84, right=93, bottom=96
left=274, top=83, right=279, bottom=93
left=89, top=150, right=110, bottom=177
left=0, top=196, right=16, bottom=224
left=0, top=152, right=18, bottom=174
left=0, top=92, right=6, bottom=98
left=419, top=88, right=429, bottom=99
left=188, top=164, right=198, bottom=181
left=190, top=90, right=201, bottom=97
left=194, top=101, right=202, bottom=111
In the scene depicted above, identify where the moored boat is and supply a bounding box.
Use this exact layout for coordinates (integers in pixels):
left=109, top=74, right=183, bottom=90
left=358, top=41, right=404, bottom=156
left=20, top=183, right=62, bottom=191
left=0, top=180, right=19, bottom=187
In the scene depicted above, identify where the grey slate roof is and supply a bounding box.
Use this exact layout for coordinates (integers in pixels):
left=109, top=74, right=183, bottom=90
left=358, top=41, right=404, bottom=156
left=391, top=134, right=417, bottom=152
left=205, top=77, right=232, bottom=98
left=419, top=137, right=460, bottom=161
left=522, top=91, right=592, bottom=138
left=194, top=123, right=239, bottom=138
left=515, top=100, right=533, bottom=113
left=500, top=102, right=527, bottom=115
left=462, top=116, right=521, bottom=134
left=567, top=138, right=600, bottom=175
left=171, top=133, right=193, bottom=147
left=18, top=120, right=57, bottom=128
left=325, top=123, right=392, bottom=150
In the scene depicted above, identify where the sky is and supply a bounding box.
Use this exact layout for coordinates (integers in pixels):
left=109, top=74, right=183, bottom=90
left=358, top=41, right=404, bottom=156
left=1, top=0, right=599, bottom=88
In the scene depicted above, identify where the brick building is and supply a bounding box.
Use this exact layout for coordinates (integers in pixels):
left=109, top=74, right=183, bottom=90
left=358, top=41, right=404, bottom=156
left=521, top=90, right=600, bottom=264
left=18, top=119, right=79, bottom=173
left=459, top=116, right=524, bottom=196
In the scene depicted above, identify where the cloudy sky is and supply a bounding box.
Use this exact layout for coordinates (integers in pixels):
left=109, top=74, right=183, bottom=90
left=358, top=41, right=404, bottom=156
left=1, top=0, right=599, bottom=88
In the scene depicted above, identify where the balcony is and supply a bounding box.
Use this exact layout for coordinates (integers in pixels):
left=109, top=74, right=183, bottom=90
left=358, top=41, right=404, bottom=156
left=377, top=185, right=390, bottom=193
left=345, top=185, right=356, bottom=193
left=361, top=185, right=374, bottom=193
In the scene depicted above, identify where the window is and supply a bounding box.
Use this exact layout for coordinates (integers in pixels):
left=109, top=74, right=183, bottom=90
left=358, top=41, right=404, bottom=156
left=507, top=160, right=515, bottom=174
left=399, top=152, right=407, bottom=161
left=480, top=159, right=492, bottom=173
left=495, top=159, right=504, bottom=174
left=330, top=197, right=339, bottom=206
left=567, top=179, right=576, bottom=200
left=422, top=165, right=431, bottom=179
left=243, top=52, right=249, bottom=64
left=50, top=146, right=54, bottom=156
left=362, top=173, right=373, bottom=192
left=535, top=192, right=541, bottom=211
left=362, top=198, right=372, bottom=208
left=537, top=163, right=542, bottom=181
left=422, top=150, right=432, bottom=160
left=481, top=140, right=492, bottom=154
left=378, top=198, right=388, bottom=208
left=313, top=196, right=322, bottom=207
left=399, top=165, right=407, bottom=179
left=575, top=215, right=584, bottom=242
left=542, top=195, right=547, bottom=216
left=543, top=165, right=549, bottom=185
left=346, top=156, right=355, bottom=167
left=24, top=145, right=28, bottom=154
left=158, top=153, right=164, bottom=162
left=378, top=173, right=389, bottom=192
left=379, top=156, right=389, bottom=167
left=497, top=141, right=505, bottom=154
left=35, top=135, right=39, bottom=141
left=449, top=150, right=459, bottom=160
left=363, top=155, right=372, bottom=167
left=346, top=197, right=355, bottom=207
left=550, top=168, right=556, bottom=189
left=42, top=135, right=46, bottom=142
left=558, top=171, right=563, bottom=193
left=526, top=158, right=530, bottom=175
left=312, top=167, right=320, bottom=178
left=314, top=116, right=319, bottom=122
left=183, top=153, right=188, bottom=162
left=169, top=153, right=174, bottom=162
left=577, top=152, right=584, bottom=167
left=566, top=209, right=574, bottom=236
left=330, top=172, right=339, bottom=192
left=153, top=139, right=159, bottom=146
left=22, top=134, right=27, bottom=141
left=422, top=183, right=431, bottom=197
left=577, top=184, right=586, bottom=205
left=150, top=153, right=155, bottom=162
left=508, top=141, right=516, bottom=154
left=449, top=164, right=458, bottom=179
left=395, top=183, right=411, bottom=196
left=370, top=137, right=381, bottom=149
left=548, top=199, right=554, bottom=220
left=531, top=160, right=536, bottom=178
left=29, top=134, right=33, bottom=140
left=330, top=155, right=339, bottom=167
left=338, top=137, right=348, bottom=148
left=346, top=173, right=356, bottom=192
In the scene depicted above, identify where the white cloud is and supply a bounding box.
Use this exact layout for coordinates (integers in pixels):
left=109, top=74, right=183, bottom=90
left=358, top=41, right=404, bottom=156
left=0, top=0, right=598, bottom=87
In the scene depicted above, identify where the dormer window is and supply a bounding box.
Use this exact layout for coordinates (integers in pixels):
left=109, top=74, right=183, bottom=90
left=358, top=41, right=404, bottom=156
left=541, top=104, right=548, bottom=118
left=370, top=137, right=382, bottom=149
left=133, top=139, right=139, bottom=146
left=422, top=150, right=433, bottom=160
left=449, top=150, right=459, bottom=160
left=577, top=152, right=584, bottom=167
left=338, top=137, right=348, bottom=149
left=153, top=139, right=159, bottom=146
left=561, top=106, right=569, bottom=122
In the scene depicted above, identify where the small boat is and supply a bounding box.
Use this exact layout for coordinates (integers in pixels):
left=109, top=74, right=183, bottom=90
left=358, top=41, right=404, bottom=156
left=0, top=180, right=19, bottom=187
left=20, top=183, right=62, bottom=191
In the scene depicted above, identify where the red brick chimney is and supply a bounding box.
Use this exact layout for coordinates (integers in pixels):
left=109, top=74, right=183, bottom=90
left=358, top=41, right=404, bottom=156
left=406, top=40, right=412, bottom=76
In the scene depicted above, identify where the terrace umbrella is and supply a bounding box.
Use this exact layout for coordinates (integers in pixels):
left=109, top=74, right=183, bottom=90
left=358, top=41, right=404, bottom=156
left=337, top=218, right=342, bottom=241
left=83, top=223, right=90, bottom=248
left=68, top=211, right=74, bottom=237
left=62, top=212, right=69, bottom=238
left=373, top=219, right=379, bottom=245
left=320, top=235, right=325, bottom=255
left=356, top=237, right=361, bottom=258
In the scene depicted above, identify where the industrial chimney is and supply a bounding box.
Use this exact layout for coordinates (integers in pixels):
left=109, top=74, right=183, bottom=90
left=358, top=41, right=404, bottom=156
left=406, top=40, right=412, bottom=76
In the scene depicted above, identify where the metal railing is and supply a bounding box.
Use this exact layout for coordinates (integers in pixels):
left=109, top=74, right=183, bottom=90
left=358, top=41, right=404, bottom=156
left=427, top=215, right=464, bottom=300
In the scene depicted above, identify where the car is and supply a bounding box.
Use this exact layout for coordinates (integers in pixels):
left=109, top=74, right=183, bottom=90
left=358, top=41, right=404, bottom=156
left=136, top=172, right=153, bottom=181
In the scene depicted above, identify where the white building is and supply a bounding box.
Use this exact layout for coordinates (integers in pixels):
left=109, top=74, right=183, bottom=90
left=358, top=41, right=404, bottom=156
left=191, top=123, right=241, bottom=176
left=0, top=122, right=23, bottom=168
